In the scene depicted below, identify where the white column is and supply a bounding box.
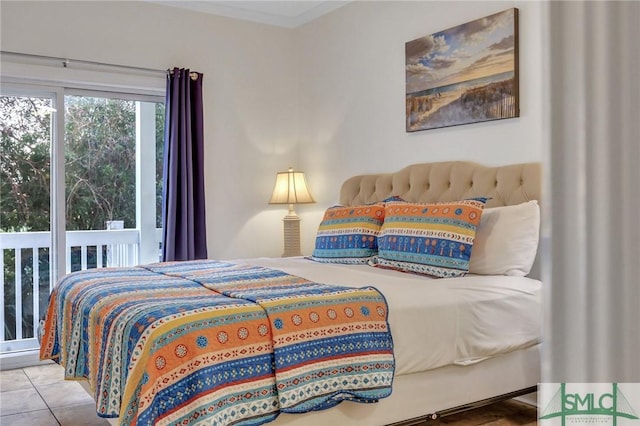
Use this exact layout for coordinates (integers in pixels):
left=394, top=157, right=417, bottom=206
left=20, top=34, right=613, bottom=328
left=543, top=1, right=640, bottom=383
left=136, top=102, right=159, bottom=265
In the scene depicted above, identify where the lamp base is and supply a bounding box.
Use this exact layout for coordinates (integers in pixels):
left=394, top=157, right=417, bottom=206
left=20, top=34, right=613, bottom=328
left=282, top=213, right=302, bottom=257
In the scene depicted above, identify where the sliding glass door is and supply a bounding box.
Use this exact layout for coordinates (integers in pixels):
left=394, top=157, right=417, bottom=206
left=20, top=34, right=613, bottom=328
left=0, top=85, right=164, bottom=356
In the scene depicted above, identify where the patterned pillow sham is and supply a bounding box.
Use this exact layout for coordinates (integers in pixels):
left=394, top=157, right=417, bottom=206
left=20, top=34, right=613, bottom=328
left=310, top=203, right=386, bottom=264
left=375, top=198, right=488, bottom=277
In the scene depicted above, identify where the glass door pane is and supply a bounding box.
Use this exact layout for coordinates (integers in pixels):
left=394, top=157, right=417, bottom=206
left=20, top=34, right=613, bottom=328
left=0, top=89, right=163, bottom=357
left=65, top=95, right=137, bottom=271
left=64, top=94, right=164, bottom=272
left=0, top=93, right=53, bottom=352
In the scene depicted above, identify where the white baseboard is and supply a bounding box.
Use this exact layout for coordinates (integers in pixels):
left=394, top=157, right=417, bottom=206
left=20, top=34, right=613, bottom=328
left=0, top=349, right=53, bottom=370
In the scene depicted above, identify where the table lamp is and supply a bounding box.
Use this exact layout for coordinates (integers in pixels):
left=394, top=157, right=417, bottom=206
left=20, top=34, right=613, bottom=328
left=269, top=167, right=315, bottom=257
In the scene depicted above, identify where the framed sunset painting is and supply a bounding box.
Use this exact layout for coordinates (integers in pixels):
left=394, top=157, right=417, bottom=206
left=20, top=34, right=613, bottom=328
left=405, top=8, right=519, bottom=132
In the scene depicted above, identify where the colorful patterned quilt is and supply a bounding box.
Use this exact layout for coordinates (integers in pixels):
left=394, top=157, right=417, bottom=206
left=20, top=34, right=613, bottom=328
left=40, top=260, right=395, bottom=425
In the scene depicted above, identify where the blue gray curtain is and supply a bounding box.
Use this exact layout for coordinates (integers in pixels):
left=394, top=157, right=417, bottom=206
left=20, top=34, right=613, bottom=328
left=161, top=67, right=208, bottom=261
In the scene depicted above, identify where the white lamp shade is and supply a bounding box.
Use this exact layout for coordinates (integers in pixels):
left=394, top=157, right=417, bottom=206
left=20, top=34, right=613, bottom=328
left=269, top=167, right=315, bottom=205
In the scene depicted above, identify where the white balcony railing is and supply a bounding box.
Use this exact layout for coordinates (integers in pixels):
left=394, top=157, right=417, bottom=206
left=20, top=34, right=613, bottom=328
left=0, top=229, right=161, bottom=353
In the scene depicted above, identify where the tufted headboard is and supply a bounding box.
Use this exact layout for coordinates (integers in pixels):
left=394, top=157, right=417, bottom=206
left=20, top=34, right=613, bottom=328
left=339, top=161, right=541, bottom=208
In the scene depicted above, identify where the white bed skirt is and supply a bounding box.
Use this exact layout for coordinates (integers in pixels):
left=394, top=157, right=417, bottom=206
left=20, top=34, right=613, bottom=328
left=92, top=344, right=539, bottom=426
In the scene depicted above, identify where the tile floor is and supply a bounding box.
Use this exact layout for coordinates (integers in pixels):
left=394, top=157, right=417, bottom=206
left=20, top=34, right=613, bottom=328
left=0, top=362, right=537, bottom=425
left=0, top=362, right=110, bottom=426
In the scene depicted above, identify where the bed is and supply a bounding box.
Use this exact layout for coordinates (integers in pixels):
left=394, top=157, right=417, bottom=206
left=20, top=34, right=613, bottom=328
left=40, top=161, right=542, bottom=426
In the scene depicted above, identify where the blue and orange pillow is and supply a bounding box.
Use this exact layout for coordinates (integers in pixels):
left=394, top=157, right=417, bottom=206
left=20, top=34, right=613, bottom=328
left=374, top=198, right=487, bottom=277
left=310, top=203, right=386, bottom=264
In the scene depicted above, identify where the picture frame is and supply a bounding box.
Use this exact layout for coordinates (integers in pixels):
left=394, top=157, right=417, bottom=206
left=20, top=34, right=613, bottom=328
left=405, top=8, right=519, bottom=132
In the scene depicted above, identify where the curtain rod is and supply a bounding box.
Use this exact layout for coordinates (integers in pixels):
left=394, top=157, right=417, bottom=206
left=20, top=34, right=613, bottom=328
left=1, top=50, right=168, bottom=76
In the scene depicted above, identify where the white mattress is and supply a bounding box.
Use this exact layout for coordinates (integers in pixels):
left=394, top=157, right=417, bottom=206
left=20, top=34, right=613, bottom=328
left=235, top=257, right=542, bottom=376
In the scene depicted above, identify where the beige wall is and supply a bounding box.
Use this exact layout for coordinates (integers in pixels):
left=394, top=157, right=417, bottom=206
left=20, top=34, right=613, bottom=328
left=294, top=1, right=545, bottom=253
left=299, top=1, right=544, bottom=171
left=0, top=0, right=544, bottom=258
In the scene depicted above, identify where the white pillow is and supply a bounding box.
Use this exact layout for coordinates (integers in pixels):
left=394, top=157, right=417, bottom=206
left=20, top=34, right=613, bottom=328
left=469, top=200, right=540, bottom=276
